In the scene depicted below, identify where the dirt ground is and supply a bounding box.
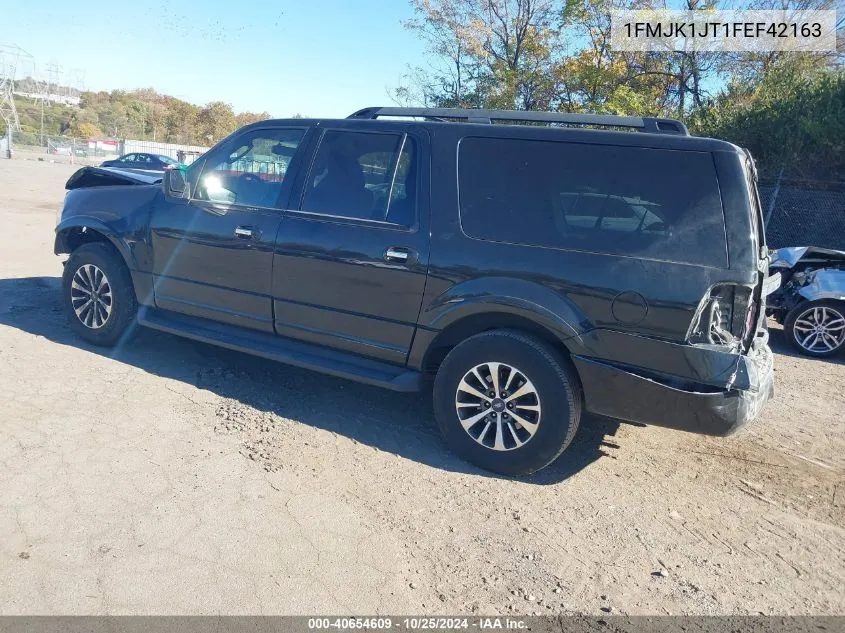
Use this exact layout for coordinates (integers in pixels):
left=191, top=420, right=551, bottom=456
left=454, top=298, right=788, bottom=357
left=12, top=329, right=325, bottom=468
left=0, top=158, right=843, bottom=615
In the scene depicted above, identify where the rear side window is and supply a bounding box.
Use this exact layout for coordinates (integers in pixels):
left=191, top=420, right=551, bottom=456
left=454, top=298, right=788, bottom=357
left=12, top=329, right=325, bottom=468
left=302, top=130, right=417, bottom=226
left=458, top=137, right=727, bottom=267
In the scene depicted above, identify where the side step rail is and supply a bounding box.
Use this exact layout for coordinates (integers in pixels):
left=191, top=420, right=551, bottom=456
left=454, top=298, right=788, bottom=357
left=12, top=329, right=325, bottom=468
left=138, top=307, right=423, bottom=393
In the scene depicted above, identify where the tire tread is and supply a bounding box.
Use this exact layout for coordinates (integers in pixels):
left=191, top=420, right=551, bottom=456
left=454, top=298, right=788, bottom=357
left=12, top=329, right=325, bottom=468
left=62, top=243, right=137, bottom=347
left=433, top=328, right=582, bottom=475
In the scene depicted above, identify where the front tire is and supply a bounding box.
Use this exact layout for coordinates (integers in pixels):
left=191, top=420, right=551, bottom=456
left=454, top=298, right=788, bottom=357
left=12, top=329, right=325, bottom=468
left=784, top=300, right=845, bottom=357
left=62, top=243, right=137, bottom=347
left=433, top=330, right=582, bottom=476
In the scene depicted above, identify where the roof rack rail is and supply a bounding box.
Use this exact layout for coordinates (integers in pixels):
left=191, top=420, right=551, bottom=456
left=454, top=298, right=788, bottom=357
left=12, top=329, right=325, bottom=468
left=347, top=107, right=689, bottom=136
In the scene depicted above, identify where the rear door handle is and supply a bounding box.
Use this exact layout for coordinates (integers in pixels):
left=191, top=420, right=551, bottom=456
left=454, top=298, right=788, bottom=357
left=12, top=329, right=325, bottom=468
left=384, top=247, right=415, bottom=263
left=234, top=226, right=255, bottom=239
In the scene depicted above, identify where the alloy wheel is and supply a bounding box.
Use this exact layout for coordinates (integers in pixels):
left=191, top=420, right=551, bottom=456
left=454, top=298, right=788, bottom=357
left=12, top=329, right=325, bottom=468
left=792, top=305, right=845, bottom=354
left=70, top=263, right=113, bottom=329
left=455, top=362, right=541, bottom=451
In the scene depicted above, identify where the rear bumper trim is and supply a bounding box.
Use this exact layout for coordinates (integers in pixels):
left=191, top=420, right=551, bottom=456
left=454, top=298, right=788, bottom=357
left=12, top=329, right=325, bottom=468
left=572, top=344, right=774, bottom=436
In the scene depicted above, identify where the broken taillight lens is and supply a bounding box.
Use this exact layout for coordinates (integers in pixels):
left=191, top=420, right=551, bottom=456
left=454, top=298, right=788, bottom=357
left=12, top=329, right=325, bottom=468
left=689, top=284, right=756, bottom=349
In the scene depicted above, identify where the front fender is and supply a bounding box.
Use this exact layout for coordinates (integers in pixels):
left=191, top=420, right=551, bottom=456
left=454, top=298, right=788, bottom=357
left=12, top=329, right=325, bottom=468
left=420, top=276, right=588, bottom=343
left=55, top=216, right=136, bottom=269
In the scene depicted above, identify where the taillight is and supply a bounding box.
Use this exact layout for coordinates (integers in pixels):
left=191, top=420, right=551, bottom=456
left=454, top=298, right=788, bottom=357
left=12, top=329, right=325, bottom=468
left=689, top=284, right=756, bottom=349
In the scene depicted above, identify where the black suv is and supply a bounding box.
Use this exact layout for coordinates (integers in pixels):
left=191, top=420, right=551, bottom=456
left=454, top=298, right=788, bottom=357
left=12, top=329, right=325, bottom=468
left=55, top=107, right=776, bottom=475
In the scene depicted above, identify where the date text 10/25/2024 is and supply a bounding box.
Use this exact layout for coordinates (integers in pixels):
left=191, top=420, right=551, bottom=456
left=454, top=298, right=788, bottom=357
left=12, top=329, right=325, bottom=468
left=307, top=618, right=528, bottom=630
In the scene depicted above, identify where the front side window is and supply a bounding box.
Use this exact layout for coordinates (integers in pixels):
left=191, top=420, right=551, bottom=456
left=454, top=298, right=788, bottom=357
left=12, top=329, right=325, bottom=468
left=458, top=137, right=727, bottom=267
left=193, top=128, right=305, bottom=208
left=301, top=130, right=416, bottom=225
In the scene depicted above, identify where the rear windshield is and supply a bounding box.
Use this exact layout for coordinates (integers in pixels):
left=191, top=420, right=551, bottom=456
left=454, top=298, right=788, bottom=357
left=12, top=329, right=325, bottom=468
left=458, top=137, right=728, bottom=267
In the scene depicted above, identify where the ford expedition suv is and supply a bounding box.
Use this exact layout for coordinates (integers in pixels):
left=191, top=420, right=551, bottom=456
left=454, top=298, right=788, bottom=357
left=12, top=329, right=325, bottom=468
left=54, top=107, right=776, bottom=475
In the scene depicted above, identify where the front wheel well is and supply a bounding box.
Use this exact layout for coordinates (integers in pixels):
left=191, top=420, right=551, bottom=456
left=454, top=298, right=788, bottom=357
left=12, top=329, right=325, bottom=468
left=422, top=312, right=572, bottom=375
left=59, top=226, right=114, bottom=255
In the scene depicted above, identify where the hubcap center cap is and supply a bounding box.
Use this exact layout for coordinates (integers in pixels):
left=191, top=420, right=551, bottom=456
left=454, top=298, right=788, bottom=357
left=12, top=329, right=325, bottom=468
left=491, top=398, right=505, bottom=412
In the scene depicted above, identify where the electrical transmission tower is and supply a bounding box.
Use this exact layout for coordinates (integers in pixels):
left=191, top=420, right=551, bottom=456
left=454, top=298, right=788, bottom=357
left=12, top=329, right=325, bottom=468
left=0, top=44, right=31, bottom=135
left=44, top=62, right=63, bottom=103
left=67, top=68, right=85, bottom=102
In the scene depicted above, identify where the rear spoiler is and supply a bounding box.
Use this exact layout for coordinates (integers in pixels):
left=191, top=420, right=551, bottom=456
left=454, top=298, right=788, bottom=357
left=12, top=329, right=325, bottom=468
left=66, top=166, right=163, bottom=190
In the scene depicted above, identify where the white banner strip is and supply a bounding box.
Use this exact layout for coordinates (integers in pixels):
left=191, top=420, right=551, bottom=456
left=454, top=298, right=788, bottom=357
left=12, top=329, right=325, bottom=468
left=610, top=10, right=838, bottom=52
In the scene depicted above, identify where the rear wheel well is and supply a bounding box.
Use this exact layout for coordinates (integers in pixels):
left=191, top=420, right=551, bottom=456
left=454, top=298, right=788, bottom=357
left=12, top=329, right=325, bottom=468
left=423, top=313, right=572, bottom=375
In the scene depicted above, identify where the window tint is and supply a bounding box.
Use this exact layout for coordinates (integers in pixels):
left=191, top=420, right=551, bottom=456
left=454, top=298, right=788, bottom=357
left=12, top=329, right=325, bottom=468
left=120, top=154, right=135, bottom=163
left=458, top=138, right=727, bottom=267
left=194, top=128, right=305, bottom=208
left=302, top=130, right=412, bottom=223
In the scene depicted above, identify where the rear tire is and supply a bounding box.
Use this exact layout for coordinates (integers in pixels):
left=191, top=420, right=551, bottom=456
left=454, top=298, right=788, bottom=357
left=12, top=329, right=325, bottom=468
left=433, top=329, right=582, bottom=476
left=62, top=243, right=137, bottom=347
left=784, top=300, right=845, bottom=357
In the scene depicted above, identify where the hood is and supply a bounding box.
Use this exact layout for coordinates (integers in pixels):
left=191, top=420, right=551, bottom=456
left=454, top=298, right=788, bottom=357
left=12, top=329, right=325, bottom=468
left=769, top=246, right=845, bottom=270
left=66, top=166, right=163, bottom=190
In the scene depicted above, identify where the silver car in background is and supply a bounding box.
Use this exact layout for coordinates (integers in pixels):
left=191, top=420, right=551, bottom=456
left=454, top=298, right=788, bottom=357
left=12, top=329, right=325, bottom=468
left=768, top=246, right=845, bottom=357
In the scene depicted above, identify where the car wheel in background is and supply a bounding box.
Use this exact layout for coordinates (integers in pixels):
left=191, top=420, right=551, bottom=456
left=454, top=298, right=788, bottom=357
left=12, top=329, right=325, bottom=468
left=784, top=300, right=845, bottom=357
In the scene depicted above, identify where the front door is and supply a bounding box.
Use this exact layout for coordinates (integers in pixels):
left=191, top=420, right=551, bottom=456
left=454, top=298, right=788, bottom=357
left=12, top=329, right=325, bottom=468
left=272, top=126, right=430, bottom=365
left=149, top=126, right=309, bottom=332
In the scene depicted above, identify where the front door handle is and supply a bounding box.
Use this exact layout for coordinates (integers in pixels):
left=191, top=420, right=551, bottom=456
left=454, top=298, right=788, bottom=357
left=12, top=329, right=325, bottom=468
left=384, top=247, right=414, bottom=263
left=234, top=226, right=255, bottom=239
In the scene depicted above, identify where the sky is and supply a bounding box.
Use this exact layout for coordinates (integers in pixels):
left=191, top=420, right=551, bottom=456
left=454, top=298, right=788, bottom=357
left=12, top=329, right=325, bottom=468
left=6, top=1, right=428, bottom=118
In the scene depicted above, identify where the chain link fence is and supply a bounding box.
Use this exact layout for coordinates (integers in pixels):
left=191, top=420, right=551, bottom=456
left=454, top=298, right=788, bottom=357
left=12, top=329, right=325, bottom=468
left=3, top=130, right=118, bottom=164
left=760, top=178, right=845, bottom=250
left=3, top=132, right=208, bottom=166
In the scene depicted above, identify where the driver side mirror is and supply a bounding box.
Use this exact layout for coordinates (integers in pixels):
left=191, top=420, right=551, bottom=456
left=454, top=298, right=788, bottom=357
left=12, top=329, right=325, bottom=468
left=163, top=166, right=189, bottom=199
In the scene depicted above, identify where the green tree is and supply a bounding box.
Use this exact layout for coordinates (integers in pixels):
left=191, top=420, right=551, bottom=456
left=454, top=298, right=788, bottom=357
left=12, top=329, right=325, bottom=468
left=690, top=62, right=845, bottom=179
left=235, top=111, right=272, bottom=127
left=396, top=0, right=564, bottom=110
left=197, top=101, right=236, bottom=143
left=71, top=121, right=103, bottom=139
left=165, top=100, right=200, bottom=144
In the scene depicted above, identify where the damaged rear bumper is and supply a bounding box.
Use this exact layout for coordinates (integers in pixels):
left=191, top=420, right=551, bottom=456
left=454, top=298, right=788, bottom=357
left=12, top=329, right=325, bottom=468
left=572, top=339, right=774, bottom=436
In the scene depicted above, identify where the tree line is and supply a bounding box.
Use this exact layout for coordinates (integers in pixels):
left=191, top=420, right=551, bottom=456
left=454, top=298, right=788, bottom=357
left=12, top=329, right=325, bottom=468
left=394, top=0, right=844, bottom=180
left=7, top=80, right=280, bottom=148
left=4, top=0, right=843, bottom=180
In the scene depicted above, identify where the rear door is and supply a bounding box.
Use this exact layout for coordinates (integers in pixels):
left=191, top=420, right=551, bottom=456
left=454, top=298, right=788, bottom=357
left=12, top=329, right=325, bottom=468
left=149, top=125, right=310, bottom=332
left=271, top=125, right=430, bottom=365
